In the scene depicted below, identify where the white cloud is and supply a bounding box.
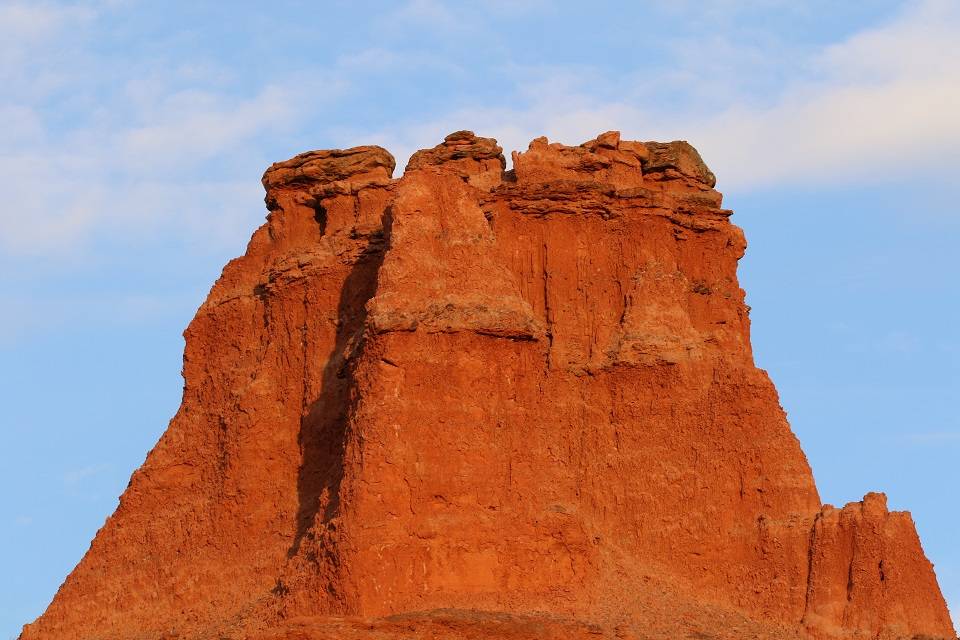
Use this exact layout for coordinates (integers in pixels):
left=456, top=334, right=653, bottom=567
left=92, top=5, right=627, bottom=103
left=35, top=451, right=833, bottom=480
left=0, top=2, right=96, bottom=101
left=1, top=73, right=295, bottom=257
left=0, top=105, right=45, bottom=144
left=395, top=0, right=459, bottom=30
left=119, top=85, right=296, bottom=170
left=816, top=0, right=960, bottom=81
left=367, top=0, right=960, bottom=192
left=660, top=1, right=960, bottom=189
left=4, top=0, right=959, bottom=267
left=0, top=2, right=93, bottom=54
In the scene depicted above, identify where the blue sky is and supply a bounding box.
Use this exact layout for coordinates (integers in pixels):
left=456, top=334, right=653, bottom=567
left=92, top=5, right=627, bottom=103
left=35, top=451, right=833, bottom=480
left=1, top=1, right=958, bottom=637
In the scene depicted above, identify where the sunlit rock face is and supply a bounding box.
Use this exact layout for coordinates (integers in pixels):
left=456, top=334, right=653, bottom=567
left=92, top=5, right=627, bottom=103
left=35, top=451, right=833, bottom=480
left=21, top=132, right=954, bottom=640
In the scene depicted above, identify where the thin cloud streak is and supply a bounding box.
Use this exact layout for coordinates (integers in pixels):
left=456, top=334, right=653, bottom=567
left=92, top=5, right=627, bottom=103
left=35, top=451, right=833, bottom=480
left=902, top=431, right=960, bottom=445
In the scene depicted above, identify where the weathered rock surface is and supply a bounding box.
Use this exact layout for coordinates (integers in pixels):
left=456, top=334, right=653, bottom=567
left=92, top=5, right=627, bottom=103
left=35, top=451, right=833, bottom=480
left=21, top=132, right=954, bottom=640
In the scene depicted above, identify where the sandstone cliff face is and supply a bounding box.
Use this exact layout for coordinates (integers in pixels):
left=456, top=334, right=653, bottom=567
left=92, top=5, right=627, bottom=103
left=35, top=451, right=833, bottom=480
left=21, top=132, right=954, bottom=640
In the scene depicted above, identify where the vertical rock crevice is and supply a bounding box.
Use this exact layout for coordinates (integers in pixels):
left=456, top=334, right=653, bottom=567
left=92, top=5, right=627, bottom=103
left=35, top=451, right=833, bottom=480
left=288, top=233, right=387, bottom=557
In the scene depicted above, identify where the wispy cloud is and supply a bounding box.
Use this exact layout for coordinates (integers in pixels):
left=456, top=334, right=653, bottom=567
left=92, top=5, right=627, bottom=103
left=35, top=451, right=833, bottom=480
left=0, top=2, right=97, bottom=104
left=62, top=464, right=112, bottom=502
left=386, top=0, right=547, bottom=31
left=367, top=0, right=960, bottom=191
left=2, top=30, right=302, bottom=248
left=661, top=0, right=960, bottom=189
left=120, top=86, right=295, bottom=169
left=901, top=431, right=960, bottom=445
left=64, top=464, right=109, bottom=487
left=4, top=0, right=959, bottom=272
left=0, top=2, right=94, bottom=60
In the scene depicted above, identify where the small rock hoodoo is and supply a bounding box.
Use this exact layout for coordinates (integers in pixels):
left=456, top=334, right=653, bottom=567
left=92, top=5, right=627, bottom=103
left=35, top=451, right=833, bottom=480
left=21, top=132, right=954, bottom=640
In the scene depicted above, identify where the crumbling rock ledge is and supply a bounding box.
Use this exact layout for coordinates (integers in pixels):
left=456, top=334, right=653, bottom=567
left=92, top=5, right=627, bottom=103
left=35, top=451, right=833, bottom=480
left=21, top=132, right=954, bottom=640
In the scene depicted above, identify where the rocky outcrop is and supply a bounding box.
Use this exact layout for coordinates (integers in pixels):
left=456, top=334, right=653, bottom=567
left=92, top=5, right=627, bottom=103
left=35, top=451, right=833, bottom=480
left=20, top=132, right=954, bottom=640
left=803, top=493, right=955, bottom=639
left=406, top=130, right=505, bottom=190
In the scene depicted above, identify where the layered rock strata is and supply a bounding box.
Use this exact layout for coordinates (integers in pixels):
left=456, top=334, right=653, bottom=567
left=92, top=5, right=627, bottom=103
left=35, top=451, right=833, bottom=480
left=21, top=131, right=954, bottom=640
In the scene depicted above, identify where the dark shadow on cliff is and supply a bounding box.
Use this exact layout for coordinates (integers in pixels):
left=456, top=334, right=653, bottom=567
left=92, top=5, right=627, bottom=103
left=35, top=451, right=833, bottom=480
left=288, top=209, right=392, bottom=559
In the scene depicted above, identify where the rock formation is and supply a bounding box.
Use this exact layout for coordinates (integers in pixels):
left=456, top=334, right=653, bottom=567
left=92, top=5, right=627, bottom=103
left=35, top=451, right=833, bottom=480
left=21, top=131, right=954, bottom=640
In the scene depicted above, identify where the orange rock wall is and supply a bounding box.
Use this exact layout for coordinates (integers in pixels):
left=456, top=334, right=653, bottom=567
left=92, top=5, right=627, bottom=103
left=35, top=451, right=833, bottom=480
left=804, top=493, right=955, bottom=639
left=21, top=133, right=954, bottom=640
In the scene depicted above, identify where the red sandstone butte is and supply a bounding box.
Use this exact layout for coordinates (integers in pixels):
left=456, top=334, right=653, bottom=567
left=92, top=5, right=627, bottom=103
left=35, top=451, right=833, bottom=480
left=21, top=131, right=955, bottom=640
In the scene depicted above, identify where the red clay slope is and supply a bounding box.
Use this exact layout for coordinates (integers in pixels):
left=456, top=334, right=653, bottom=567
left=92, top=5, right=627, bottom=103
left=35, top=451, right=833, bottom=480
left=21, top=131, right=955, bottom=640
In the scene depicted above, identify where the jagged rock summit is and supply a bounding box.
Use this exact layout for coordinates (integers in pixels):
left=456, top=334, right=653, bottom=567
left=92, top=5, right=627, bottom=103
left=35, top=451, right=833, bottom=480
left=22, top=132, right=954, bottom=640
